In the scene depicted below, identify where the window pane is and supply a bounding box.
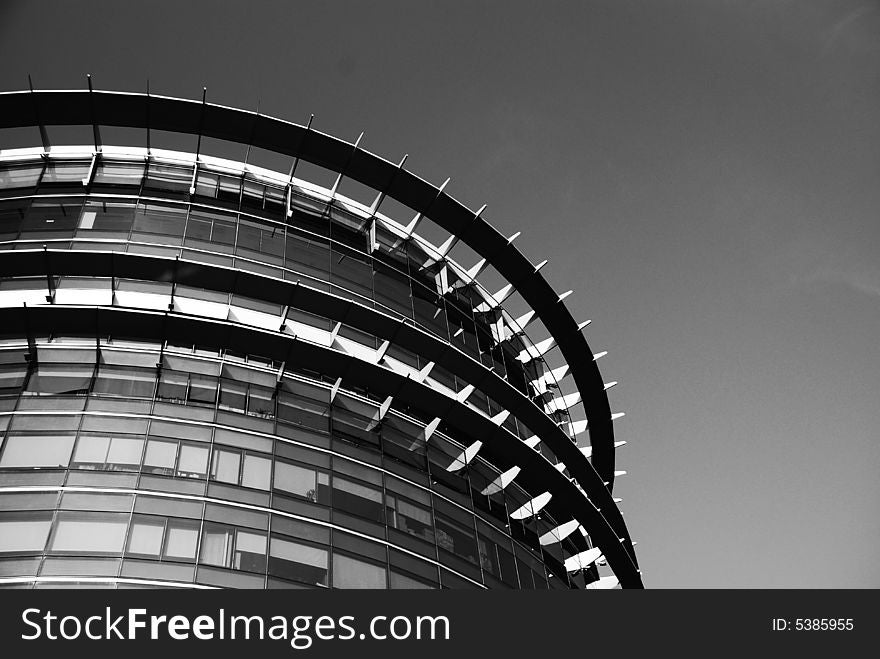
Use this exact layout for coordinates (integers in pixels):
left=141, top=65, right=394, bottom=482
left=332, top=553, right=386, bottom=589
left=188, top=374, right=217, bottom=405
left=211, top=448, right=240, bottom=484
left=241, top=454, right=271, bottom=490
left=269, top=537, right=328, bottom=585
left=386, top=494, right=434, bottom=543
left=42, top=161, right=90, bottom=184
left=93, top=367, right=154, bottom=398
left=165, top=523, right=199, bottom=561
left=479, top=536, right=500, bottom=578
left=127, top=518, right=164, bottom=556
left=332, top=477, right=383, bottom=522
left=234, top=530, right=267, bottom=572
left=0, top=434, right=74, bottom=468
left=72, top=434, right=110, bottom=466
left=436, top=514, right=478, bottom=565
left=274, top=461, right=328, bottom=503
left=247, top=385, right=274, bottom=418
left=177, top=444, right=208, bottom=478
left=0, top=163, right=43, bottom=189
left=200, top=525, right=233, bottom=567
left=133, top=203, right=187, bottom=237
left=25, top=364, right=92, bottom=395
left=106, top=437, right=144, bottom=468
left=143, top=439, right=177, bottom=474
left=0, top=363, right=27, bottom=395
left=219, top=380, right=247, bottom=413
left=94, top=161, right=144, bottom=187
left=157, top=371, right=188, bottom=402
left=0, top=517, right=52, bottom=552
left=390, top=570, right=433, bottom=589
left=51, top=514, right=128, bottom=553
left=144, top=163, right=191, bottom=194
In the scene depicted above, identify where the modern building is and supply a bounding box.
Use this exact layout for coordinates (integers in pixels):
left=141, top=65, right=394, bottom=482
left=0, top=87, right=641, bottom=589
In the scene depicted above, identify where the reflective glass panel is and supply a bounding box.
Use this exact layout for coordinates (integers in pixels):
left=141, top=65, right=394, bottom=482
left=51, top=514, right=128, bottom=553
left=0, top=516, right=52, bottom=552
left=0, top=434, right=74, bottom=468
left=268, top=537, right=328, bottom=586
left=332, top=553, right=386, bottom=589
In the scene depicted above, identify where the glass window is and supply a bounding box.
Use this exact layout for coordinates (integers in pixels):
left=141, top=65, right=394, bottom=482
left=132, top=203, right=187, bottom=237
left=386, top=493, right=434, bottom=543
left=0, top=163, right=43, bottom=189
left=184, top=211, right=212, bottom=241
left=41, top=161, right=90, bottom=185
left=212, top=217, right=237, bottom=245
left=241, top=454, right=271, bottom=490
left=0, top=515, right=52, bottom=552
left=164, top=522, right=199, bottom=561
left=373, top=261, right=413, bottom=317
left=211, top=447, right=241, bottom=484
left=199, top=524, right=266, bottom=573
left=194, top=171, right=219, bottom=198
left=217, top=173, right=242, bottom=205
left=77, top=200, right=136, bottom=233
left=200, top=525, right=233, bottom=568
left=144, top=162, right=192, bottom=195
left=157, top=370, right=188, bottom=402
left=0, top=199, right=27, bottom=238
left=21, top=199, right=81, bottom=234
left=93, top=366, right=155, bottom=398
left=51, top=513, right=128, bottom=554
left=106, top=436, right=144, bottom=469
left=331, top=477, right=383, bottom=523
left=330, top=247, right=373, bottom=298
left=177, top=443, right=209, bottom=478
left=127, top=518, right=164, bottom=556
left=143, top=439, right=177, bottom=475
left=219, top=380, right=247, bottom=413
left=25, top=364, right=93, bottom=395
left=0, top=363, right=28, bottom=396
left=127, top=516, right=199, bottom=562
left=72, top=434, right=110, bottom=466
left=479, top=536, right=501, bottom=579
left=332, top=553, right=386, bottom=589
left=284, top=233, right=331, bottom=283
left=0, top=434, right=74, bottom=468
left=236, top=218, right=263, bottom=252
left=435, top=512, right=479, bottom=565
left=93, top=161, right=145, bottom=187
left=247, top=385, right=275, bottom=418
left=72, top=435, right=144, bottom=471
left=234, top=530, right=267, bottom=572
left=188, top=373, right=218, bottom=406
left=274, top=461, right=329, bottom=504
left=269, top=536, right=328, bottom=586
left=389, top=570, right=433, bottom=589
left=185, top=209, right=237, bottom=247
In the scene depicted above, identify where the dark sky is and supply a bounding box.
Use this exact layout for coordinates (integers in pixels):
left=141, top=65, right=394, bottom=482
left=2, top=0, right=878, bottom=587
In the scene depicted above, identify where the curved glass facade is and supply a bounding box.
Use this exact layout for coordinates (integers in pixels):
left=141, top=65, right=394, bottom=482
left=0, top=89, right=639, bottom=590
left=0, top=337, right=578, bottom=589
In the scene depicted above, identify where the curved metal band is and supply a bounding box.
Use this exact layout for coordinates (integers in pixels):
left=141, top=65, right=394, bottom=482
left=0, top=89, right=618, bottom=488
left=0, top=304, right=643, bottom=587
left=0, top=248, right=637, bottom=566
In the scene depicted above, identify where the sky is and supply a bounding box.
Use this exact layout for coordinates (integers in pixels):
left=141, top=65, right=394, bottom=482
left=1, top=0, right=878, bottom=588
